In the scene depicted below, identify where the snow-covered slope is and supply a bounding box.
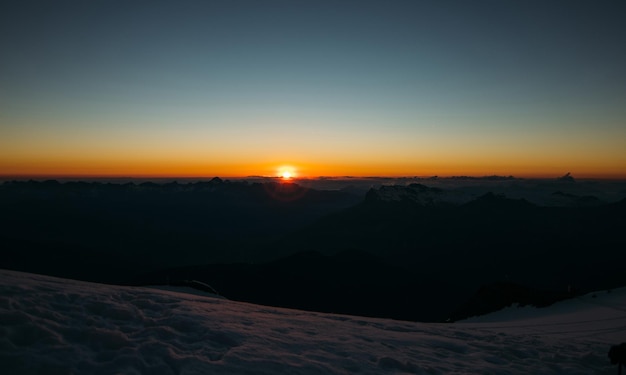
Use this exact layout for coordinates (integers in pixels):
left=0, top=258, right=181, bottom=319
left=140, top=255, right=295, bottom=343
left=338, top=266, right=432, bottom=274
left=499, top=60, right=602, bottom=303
left=1, top=270, right=622, bottom=374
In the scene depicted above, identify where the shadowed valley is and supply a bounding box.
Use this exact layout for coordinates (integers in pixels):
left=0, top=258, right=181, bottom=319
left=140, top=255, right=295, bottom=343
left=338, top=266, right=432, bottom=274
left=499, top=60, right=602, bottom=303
left=1, top=177, right=625, bottom=322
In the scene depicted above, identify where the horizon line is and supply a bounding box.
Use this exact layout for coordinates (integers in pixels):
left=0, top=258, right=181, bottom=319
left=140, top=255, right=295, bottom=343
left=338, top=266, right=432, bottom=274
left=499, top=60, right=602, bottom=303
left=2, top=173, right=626, bottom=181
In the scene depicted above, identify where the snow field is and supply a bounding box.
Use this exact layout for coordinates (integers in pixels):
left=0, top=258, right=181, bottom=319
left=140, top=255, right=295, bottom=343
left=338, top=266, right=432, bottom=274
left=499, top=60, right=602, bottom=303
left=1, top=270, right=622, bottom=374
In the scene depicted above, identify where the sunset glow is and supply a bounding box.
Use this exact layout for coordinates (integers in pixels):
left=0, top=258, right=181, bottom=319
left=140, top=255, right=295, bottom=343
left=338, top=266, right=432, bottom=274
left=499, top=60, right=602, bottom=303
left=277, top=166, right=297, bottom=180
left=0, top=2, right=625, bottom=180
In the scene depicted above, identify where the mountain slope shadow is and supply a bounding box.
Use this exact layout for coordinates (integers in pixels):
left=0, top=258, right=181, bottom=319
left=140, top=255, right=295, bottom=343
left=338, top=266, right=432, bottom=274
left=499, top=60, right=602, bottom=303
left=128, top=249, right=470, bottom=322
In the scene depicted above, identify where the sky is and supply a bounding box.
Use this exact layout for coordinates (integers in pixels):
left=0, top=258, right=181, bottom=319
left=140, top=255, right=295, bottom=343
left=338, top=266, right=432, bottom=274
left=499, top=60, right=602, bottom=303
left=1, top=0, right=625, bottom=178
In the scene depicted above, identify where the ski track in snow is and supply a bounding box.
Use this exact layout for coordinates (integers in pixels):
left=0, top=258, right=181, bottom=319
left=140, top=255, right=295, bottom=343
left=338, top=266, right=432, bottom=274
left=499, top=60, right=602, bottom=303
left=0, top=270, right=623, bottom=374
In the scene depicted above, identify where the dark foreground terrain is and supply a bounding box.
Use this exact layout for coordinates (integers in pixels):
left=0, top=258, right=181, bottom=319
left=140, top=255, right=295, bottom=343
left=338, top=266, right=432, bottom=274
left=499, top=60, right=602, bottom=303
left=2, top=177, right=625, bottom=321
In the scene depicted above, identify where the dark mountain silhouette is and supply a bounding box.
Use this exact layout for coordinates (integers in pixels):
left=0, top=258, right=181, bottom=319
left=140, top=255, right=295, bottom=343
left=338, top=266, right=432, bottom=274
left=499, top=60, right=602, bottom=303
left=364, top=183, right=445, bottom=205
left=448, top=282, right=575, bottom=322
left=272, top=186, right=626, bottom=294
left=128, top=249, right=469, bottom=322
left=551, top=191, right=605, bottom=207
left=0, top=179, right=360, bottom=282
left=460, top=191, right=533, bottom=210
left=1, top=179, right=625, bottom=322
left=557, top=172, right=576, bottom=183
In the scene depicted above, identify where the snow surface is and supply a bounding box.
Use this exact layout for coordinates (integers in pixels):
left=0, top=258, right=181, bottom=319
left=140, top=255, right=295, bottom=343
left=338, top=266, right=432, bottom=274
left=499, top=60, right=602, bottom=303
left=1, top=269, right=623, bottom=374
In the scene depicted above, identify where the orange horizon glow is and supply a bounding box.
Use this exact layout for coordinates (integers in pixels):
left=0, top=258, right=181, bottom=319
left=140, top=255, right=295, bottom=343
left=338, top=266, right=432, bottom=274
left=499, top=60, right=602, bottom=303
left=1, top=138, right=625, bottom=180
left=1, top=163, right=625, bottom=180
left=3, top=115, right=625, bottom=181
left=3, top=133, right=624, bottom=180
left=1, top=157, right=625, bottom=180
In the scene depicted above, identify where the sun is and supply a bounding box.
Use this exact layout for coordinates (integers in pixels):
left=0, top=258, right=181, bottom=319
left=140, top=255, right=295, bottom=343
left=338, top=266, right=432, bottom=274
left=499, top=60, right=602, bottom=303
left=277, top=166, right=297, bottom=180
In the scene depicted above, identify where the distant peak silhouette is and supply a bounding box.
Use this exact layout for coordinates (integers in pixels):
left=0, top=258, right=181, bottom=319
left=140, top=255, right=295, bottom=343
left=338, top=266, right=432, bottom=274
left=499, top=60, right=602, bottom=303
left=557, top=172, right=576, bottom=183
left=210, top=177, right=223, bottom=184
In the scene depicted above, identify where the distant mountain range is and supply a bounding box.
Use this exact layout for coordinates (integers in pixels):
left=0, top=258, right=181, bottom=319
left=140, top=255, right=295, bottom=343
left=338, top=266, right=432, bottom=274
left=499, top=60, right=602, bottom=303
left=274, top=185, right=626, bottom=290
left=1, top=179, right=625, bottom=321
left=0, top=179, right=360, bottom=281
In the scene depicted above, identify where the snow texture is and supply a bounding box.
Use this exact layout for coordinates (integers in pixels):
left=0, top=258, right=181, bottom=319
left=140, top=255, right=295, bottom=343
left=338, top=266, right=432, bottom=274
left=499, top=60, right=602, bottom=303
left=1, top=269, right=623, bottom=374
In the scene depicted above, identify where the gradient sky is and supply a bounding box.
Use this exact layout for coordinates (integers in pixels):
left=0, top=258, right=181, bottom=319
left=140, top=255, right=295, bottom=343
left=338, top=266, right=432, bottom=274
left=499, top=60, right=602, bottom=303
left=1, top=0, right=625, bottom=178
